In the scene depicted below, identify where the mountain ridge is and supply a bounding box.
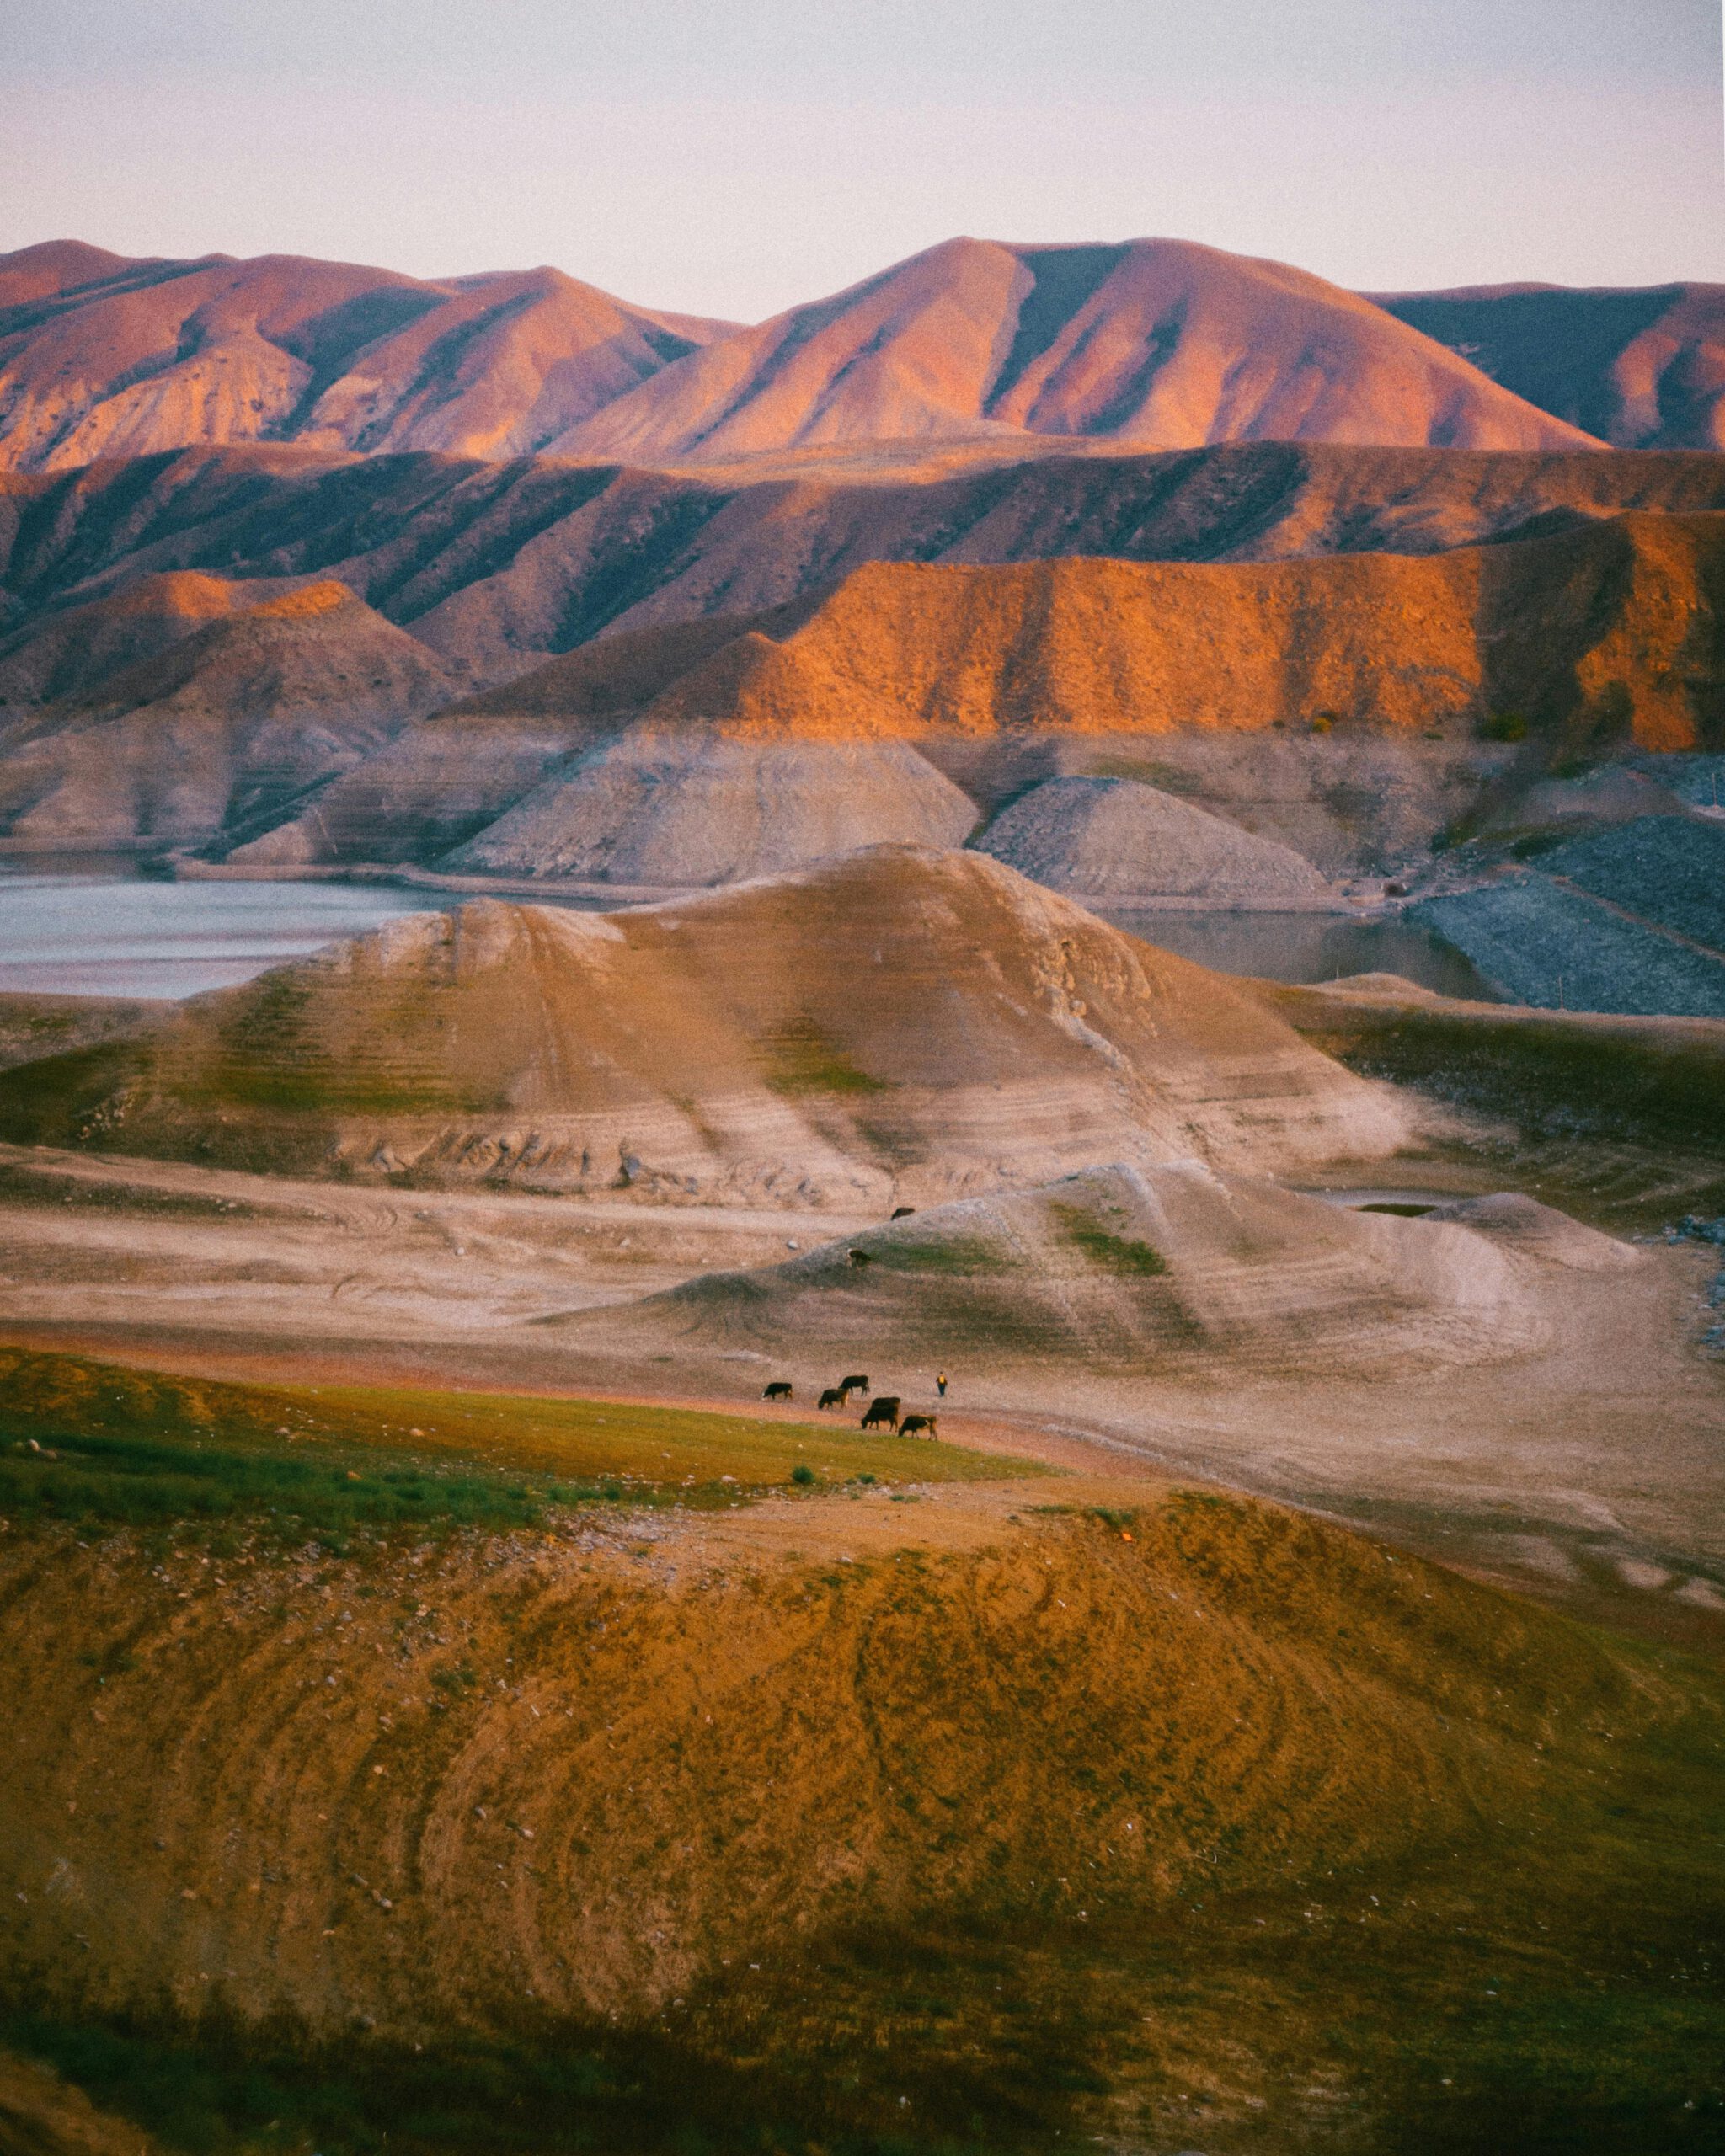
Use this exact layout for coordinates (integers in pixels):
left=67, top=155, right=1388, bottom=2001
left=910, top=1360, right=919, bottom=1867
left=559, top=236, right=1599, bottom=463
left=0, top=233, right=1605, bottom=483
left=4, top=440, right=1721, bottom=687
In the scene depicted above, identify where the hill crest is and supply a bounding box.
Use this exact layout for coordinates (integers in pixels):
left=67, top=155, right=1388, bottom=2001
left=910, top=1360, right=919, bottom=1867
left=0, top=848, right=1410, bottom=1196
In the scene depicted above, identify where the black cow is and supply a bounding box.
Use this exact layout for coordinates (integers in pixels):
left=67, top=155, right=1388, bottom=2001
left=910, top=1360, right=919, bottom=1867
left=900, top=1413, right=938, bottom=1439
left=890, top=1205, right=916, bottom=1219
left=847, top=1247, right=873, bottom=1267
left=763, top=1381, right=793, bottom=1401
left=839, top=1374, right=869, bottom=1394
left=860, top=1396, right=900, bottom=1432
left=817, top=1386, right=846, bottom=1411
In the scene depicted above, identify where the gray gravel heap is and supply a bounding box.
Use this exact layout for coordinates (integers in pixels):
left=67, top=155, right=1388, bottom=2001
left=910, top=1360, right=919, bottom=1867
left=972, top=776, right=1329, bottom=903
left=1413, top=872, right=1725, bottom=1016
left=440, top=734, right=978, bottom=886
left=1543, top=815, right=1725, bottom=953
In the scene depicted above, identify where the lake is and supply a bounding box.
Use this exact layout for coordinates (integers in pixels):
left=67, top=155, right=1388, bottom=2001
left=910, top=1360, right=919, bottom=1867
left=0, top=870, right=1498, bottom=1001
left=1094, top=905, right=1499, bottom=999
left=0, top=873, right=462, bottom=1000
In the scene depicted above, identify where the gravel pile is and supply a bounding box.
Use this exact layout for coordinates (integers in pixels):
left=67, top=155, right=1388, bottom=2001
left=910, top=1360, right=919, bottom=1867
left=1543, top=815, right=1725, bottom=953
left=440, top=734, right=977, bottom=885
left=972, top=776, right=1329, bottom=903
left=1413, top=872, right=1725, bottom=1017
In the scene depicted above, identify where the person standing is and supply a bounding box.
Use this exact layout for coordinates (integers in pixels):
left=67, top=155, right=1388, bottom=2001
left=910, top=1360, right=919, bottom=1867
left=936, top=1371, right=948, bottom=1397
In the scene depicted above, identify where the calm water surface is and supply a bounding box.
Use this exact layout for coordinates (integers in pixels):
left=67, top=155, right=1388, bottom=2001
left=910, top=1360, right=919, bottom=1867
left=1094, top=906, right=1500, bottom=999
left=0, top=871, right=1498, bottom=1001
left=0, top=873, right=459, bottom=999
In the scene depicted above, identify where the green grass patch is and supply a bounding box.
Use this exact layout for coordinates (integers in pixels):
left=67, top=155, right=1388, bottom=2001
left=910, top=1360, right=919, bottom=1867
left=0, top=1348, right=1029, bottom=1537
left=760, top=1015, right=894, bottom=1097
left=1049, top=1203, right=1168, bottom=1277
left=869, top=1233, right=1017, bottom=1276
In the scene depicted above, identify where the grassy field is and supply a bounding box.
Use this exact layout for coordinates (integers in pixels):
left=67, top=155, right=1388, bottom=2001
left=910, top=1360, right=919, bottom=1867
left=0, top=1347, right=1028, bottom=1540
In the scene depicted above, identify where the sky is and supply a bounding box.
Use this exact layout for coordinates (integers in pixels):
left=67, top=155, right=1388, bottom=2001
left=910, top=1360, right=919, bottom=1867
left=1, top=0, right=1720, bottom=319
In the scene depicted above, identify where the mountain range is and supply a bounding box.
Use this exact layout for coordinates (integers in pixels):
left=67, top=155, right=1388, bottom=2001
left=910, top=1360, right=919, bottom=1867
left=6, top=233, right=1720, bottom=478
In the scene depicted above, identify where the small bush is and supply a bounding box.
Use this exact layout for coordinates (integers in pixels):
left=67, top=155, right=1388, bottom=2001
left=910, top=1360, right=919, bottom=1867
left=1481, top=710, right=1528, bottom=743
left=790, top=1463, right=817, bottom=1487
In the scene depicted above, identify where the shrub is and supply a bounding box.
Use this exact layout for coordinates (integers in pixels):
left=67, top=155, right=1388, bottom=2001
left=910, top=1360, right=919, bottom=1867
left=1481, top=710, right=1528, bottom=743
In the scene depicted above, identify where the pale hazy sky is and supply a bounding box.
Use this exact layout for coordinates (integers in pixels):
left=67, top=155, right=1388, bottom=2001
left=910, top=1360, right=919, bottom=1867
left=2, top=0, right=1720, bottom=318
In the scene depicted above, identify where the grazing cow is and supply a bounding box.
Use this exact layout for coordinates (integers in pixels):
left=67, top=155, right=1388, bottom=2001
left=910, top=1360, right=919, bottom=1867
left=839, top=1374, right=869, bottom=1394
left=847, top=1247, right=873, bottom=1267
left=817, top=1387, right=846, bottom=1411
left=890, top=1205, right=916, bottom=1219
left=899, top=1413, right=938, bottom=1439
left=763, top=1380, right=793, bottom=1401
left=860, top=1396, right=900, bottom=1432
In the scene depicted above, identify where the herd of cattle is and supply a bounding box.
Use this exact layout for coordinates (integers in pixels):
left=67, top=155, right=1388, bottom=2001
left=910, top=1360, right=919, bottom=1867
left=761, top=1376, right=937, bottom=1438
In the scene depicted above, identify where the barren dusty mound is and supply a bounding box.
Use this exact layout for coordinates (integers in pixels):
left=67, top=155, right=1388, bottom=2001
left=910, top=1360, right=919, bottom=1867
left=0, top=850, right=1408, bottom=1198
left=973, top=775, right=1329, bottom=900
left=604, top=1161, right=1629, bottom=1378
left=440, top=734, right=978, bottom=884
left=0, top=583, right=465, bottom=851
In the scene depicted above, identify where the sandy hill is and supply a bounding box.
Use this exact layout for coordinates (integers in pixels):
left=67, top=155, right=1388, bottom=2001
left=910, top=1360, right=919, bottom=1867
left=437, top=734, right=980, bottom=885
left=0, top=241, right=735, bottom=473
left=558, top=237, right=1598, bottom=462
left=973, top=775, right=1330, bottom=900
left=4, top=444, right=1722, bottom=691
left=0, top=849, right=1408, bottom=1197
left=604, top=1161, right=1637, bottom=1379
left=1374, top=281, right=1725, bottom=451
left=0, top=580, right=464, bottom=850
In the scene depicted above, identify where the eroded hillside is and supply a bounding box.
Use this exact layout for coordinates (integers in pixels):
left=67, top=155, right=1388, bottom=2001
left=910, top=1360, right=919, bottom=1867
left=0, top=852, right=1409, bottom=1196
left=0, top=1364, right=1717, bottom=2151
left=3, top=441, right=1721, bottom=689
